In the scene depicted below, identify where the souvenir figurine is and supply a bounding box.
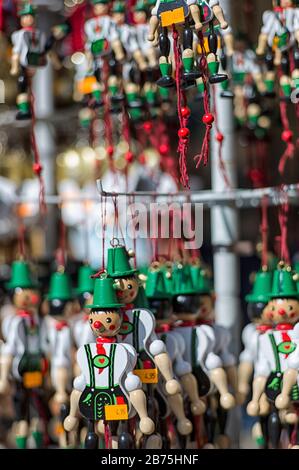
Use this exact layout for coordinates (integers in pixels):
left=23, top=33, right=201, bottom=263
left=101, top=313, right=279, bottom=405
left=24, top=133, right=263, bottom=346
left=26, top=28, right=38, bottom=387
left=0, top=261, right=47, bottom=449
left=172, top=262, right=235, bottom=410
left=247, top=266, right=299, bottom=448
left=256, top=0, right=299, bottom=99
left=10, top=3, right=47, bottom=120
left=72, top=264, right=96, bottom=351
left=146, top=263, right=206, bottom=418
left=192, top=265, right=237, bottom=448
left=148, top=0, right=203, bottom=87
left=64, top=275, right=155, bottom=449
left=84, top=0, right=124, bottom=82
left=238, top=269, right=273, bottom=448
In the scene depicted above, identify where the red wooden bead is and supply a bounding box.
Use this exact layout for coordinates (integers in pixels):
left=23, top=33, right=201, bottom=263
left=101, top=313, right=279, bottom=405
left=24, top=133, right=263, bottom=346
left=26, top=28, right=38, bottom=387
left=33, top=163, right=43, bottom=174
left=181, top=106, right=191, bottom=118
left=125, top=151, right=134, bottom=163
left=139, top=154, right=146, bottom=165
left=178, top=127, right=190, bottom=138
left=159, top=144, right=169, bottom=155
left=202, top=113, right=214, bottom=125
left=106, top=145, right=114, bottom=157
left=216, top=132, right=224, bottom=142
left=143, top=121, right=152, bottom=132
left=281, top=130, right=293, bottom=142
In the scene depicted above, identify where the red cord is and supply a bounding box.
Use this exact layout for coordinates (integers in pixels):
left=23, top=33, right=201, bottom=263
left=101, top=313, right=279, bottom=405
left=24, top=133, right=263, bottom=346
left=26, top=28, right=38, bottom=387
left=29, top=78, right=47, bottom=215
left=17, top=213, right=26, bottom=259
left=173, top=25, right=190, bottom=188
left=278, top=195, right=290, bottom=265
left=102, top=59, right=114, bottom=172
left=56, top=212, right=66, bottom=269
left=194, top=32, right=213, bottom=169
left=211, top=86, right=231, bottom=188
left=260, top=196, right=269, bottom=269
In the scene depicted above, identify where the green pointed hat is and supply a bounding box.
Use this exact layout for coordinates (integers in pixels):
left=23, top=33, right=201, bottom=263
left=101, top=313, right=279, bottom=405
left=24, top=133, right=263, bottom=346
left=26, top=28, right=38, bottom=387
left=86, top=275, right=124, bottom=309
left=197, top=269, right=214, bottom=295
left=134, top=283, right=149, bottom=308
left=19, top=4, right=36, bottom=16
left=91, top=0, right=109, bottom=4
left=172, top=263, right=197, bottom=296
left=245, top=269, right=273, bottom=303
left=107, top=245, right=137, bottom=278
left=134, top=0, right=147, bottom=12
left=6, top=260, right=38, bottom=290
left=268, top=268, right=299, bottom=300
left=112, top=1, right=125, bottom=12
left=47, top=271, right=73, bottom=301
left=76, top=264, right=96, bottom=295
left=145, top=265, right=171, bottom=300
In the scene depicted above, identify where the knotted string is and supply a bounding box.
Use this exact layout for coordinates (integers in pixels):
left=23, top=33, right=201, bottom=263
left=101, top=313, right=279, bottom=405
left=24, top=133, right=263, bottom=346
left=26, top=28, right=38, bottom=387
left=172, top=25, right=189, bottom=188
left=260, top=196, right=269, bottom=270
left=278, top=194, right=290, bottom=266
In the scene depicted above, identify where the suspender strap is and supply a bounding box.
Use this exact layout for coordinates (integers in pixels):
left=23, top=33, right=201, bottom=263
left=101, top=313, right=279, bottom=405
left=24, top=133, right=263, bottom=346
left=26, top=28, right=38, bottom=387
left=133, top=309, right=140, bottom=353
left=191, top=328, right=197, bottom=369
left=109, top=344, right=116, bottom=388
left=85, top=344, right=95, bottom=388
left=269, top=333, right=281, bottom=373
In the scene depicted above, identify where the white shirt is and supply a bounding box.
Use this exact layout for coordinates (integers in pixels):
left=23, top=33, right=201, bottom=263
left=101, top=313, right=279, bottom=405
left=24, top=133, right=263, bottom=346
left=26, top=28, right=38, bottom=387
left=11, top=28, right=46, bottom=67
left=261, top=8, right=299, bottom=49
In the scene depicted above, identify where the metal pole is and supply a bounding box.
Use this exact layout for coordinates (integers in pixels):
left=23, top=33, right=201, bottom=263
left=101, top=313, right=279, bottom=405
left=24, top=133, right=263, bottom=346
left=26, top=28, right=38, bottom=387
left=210, top=0, right=241, bottom=446
left=33, top=10, right=57, bottom=257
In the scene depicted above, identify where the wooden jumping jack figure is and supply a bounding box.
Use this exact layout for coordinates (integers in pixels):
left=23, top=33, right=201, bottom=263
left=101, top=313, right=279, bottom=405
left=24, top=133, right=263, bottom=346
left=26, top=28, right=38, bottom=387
left=64, top=275, right=155, bottom=449
left=145, top=263, right=206, bottom=447
left=106, top=245, right=193, bottom=446
left=84, top=0, right=125, bottom=106
left=148, top=0, right=203, bottom=87
left=171, top=262, right=235, bottom=447
left=0, top=261, right=48, bottom=449
left=10, top=3, right=47, bottom=120
left=256, top=0, right=299, bottom=100
left=191, top=265, right=237, bottom=449
left=238, top=269, right=273, bottom=449
left=42, top=270, right=76, bottom=448
left=247, top=266, right=299, bottom=449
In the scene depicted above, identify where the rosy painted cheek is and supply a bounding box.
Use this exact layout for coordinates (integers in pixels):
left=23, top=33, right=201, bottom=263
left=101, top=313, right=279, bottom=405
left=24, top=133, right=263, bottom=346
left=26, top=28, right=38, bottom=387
left=290, top=313, right=296, bottom=319
left=109, top=325, right=116, bottom=331
left=117, top=291, right=124, bottom=298
left=267, top=312, right=274, bottom=320
left=201, top=307, right=207, bottom=315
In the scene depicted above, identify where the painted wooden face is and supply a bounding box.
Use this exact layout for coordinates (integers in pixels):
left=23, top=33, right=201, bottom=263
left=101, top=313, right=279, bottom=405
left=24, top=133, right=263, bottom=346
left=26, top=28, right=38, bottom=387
left=133, top=11, right=147, bottom=24
left=198, top=295, right=214, bottom=322
left=113, top=12, right=125, bottom=25
left=94, top=4, right=109, bottom=16
left=262, top=298, right=299, bottom=325
left=279, top=0, right=294, bottom=8
left=13, top=288, right=40, bottom=310
left=21, top=15, right=35, bottom=28
left=115, top=276, right=139, bottom=304
left=173, top=294, right=201, bottom=321
left=89, top=309, right=122, bottom=337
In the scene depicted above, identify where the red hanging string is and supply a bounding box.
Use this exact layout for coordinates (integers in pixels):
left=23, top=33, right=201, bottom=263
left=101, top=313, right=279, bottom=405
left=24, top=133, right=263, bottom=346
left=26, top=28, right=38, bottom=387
left=17, top=212, right=26, bottom=260
left=28, top=78, right=46, bottom=215
left=289, top=49, right=299, bottom=149
left=211, top=86, right=231, bottom=188
left=277, top=66, right=295, bottom=175
left=260, top=196, right=269, bottom=269
left=278, top=195, right=290, bottom=265
left=151, top=195, right=159, bottom=262
left=0, top=0, right=3, bottom=31
left=104, top=422, right=112, bottom=449
left=67, top=2, right=86, bottom=53
left=56, top=210, right=66, bottom=269
left=172, top=25, right=190, bottom=189
left=102, top=59, right=115, bottom=172
left=194, top=32, right=213, bottom=169
left=129, top=195, right=137, bottom=269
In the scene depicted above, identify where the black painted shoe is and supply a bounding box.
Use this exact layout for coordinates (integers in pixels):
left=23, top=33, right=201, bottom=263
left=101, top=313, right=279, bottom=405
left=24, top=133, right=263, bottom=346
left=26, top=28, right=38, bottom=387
left=220, top=90, right=235, bottom=99
left=209, top=73, right=228, bottom=84
left=127, top=99, right=143, bottom=109
left=110, top=93, right=125, bottom=104
left=181, top=78, right=196, bottom=90
left=156, top=76, right=175, bottom=88
left=16, top=110, right=32, bottom=120
left=182, top=69, right=202, bottom=81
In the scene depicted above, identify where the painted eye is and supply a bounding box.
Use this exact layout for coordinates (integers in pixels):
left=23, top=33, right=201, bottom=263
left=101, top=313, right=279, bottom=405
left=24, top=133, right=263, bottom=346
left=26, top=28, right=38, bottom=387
left=89, top=319, right=93, bottom=324
left=289, top=305, right=293, bottom=311
left=127, top=284, right=132, bottom=290
left=272, top=306, right=275, bottom=311
left=106, top=318, right=112, bottom=323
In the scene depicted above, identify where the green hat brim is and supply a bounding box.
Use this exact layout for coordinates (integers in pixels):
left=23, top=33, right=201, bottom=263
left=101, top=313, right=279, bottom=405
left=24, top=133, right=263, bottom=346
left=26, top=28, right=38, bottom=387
left=268, top=292, right=299, bottom=300
left=47, top=293, right=74, bottom=301
left=109, top=269, right=137, bottom=278
left=245, top=293, right=269, bottom=303
left=19, top=6, right=36, bottom=16
left=5, top=281, right=39, bottom=290
left=86, top=303, right=124, bottom=309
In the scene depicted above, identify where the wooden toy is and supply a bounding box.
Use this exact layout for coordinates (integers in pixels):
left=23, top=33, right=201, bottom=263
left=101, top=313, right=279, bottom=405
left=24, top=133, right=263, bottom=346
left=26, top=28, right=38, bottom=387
left=63, top=275, right=155, bottom=449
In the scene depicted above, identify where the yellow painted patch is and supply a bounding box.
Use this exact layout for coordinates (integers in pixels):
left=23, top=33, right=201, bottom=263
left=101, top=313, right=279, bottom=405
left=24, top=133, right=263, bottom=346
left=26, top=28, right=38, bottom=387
left=161, top=7, right=185, bottom=27
left=133, top=368, right=159, bottom=384
left=104, top=404, right=129, bottom=421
